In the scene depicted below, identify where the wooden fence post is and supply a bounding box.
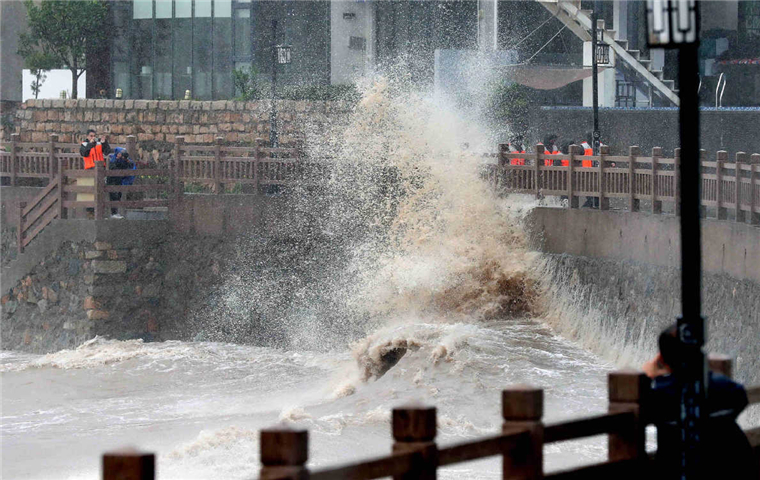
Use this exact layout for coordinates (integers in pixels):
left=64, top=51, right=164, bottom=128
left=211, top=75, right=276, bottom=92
left=102, top=450, right=155, bottom=480
left=599, top=144, right=609, bottom=210
left=393, top=404, right=437, bottom=480
left=502, top=386, right=543, bottom=480
left=49, top=134, right=58, bottom=181
left=17, top=201, right=26, bottom=254
left=735, top=152, right=747, bottom=223
left=699, top=149, right=708, bottom=218
left=534, top=144, right=543, bottom=199
left=651, top=147, right=662, bottom=214
left=126, top=135, right=137, bottom=162
left=629, top=146, right=640, bottom=212
left=10, top=133, right=19, bottom=186
left=751, top=154, right=760, bottom=225
left=174, top=136, right=184, bottom=202
left=214, top=136, right=223, bottom=194
left=708, top=354, right=733, bottom=378
left=674, top=148, right=681, bottom=216
left=260, top=426, right=309, bottom=480
left=95, top=162, right=106, bottom=220
left=608, top=371, right=647, bottom=463
left=498, top=143, right=508, bottom=190
left=716, top=150, right=728, bottom=220
left=58, top=158, right=66, bottom=219
left=568, top=145, right=579, bottom=209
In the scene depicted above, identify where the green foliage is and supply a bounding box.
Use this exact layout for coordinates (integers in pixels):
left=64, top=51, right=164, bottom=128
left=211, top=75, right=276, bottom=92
left=234, top=65, right=360, bottom=102
left=485, top=80, right=531, bottom=138
left=233, top=66, right=264, bottom=101
left=18, top=0, right=108, bottom=99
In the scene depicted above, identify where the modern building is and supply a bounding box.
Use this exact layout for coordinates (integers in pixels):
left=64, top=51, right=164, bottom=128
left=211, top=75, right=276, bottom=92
left=1, top=1, right=758, bottom=106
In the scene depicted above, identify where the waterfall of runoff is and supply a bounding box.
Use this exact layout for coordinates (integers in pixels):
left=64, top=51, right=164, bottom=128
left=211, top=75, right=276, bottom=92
left=2, top=78, right=747, bottom=480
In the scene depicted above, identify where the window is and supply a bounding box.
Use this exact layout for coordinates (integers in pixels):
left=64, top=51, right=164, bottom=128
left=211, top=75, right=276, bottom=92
left=155, top=17, right=173, bottom=99
left=133, top=0, right=152, bottom=19
left=194, top=2, right=213, bottom=99
left=234, top=8, right=252, bottom=59
left=176, top=0, right=192, bottom=18
left=156, top=0, right=172, bottom=19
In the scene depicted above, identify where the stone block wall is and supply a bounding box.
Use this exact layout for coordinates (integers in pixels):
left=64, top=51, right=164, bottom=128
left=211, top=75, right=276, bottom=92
left=6, top=98, right=353, bottom=147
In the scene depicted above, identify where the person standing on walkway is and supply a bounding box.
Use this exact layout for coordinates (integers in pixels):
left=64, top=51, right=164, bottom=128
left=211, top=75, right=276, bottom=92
left=643, top=324, right=757, bottom=479
left=106, top=147, right=133, bottom=218
left=77, top=129, right=112, bottom=217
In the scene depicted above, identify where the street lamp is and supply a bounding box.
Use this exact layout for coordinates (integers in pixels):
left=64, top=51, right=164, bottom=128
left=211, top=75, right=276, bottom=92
left=646, top=2, right=701, bottom=479
left=269, top=19, right=292, bottom=148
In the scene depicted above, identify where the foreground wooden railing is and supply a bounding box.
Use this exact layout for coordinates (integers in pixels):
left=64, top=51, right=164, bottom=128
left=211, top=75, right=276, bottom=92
left=101, top=356, right=760, bottom=480
left=17, top=161, right=172, bottom=253
left=488, top=144, right=760, bottom=224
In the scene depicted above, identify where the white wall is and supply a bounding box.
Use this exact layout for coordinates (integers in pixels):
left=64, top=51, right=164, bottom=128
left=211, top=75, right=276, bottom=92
left=22, top=69, right=87, bottom=101
left=330, top=1, right=375, bottom=85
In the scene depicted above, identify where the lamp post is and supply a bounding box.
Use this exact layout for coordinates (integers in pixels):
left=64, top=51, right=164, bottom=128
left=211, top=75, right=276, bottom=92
left=646, top=2, right=701, bottom=479
left=591, top=1, right=601, bottom=154
left=269, top=19, right=292, bottom=148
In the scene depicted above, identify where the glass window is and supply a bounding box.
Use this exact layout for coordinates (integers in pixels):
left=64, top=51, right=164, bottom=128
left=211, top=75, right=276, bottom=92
left=131, top=19, right=154, bottom=98
left=194, top=15, right=213, bottom=99
left=155, top=18, right=172, bottom=99
left=214, top=13, right=233, bottom=98
left=234, top=8, right=251, bottom=59
left=176, top=0, right=192, bottom=18
left=114, top=61, right=131, bottom=98
left=196, top=0, right=211, bottom=18
left=214, top=0, right=232, bottom=18
left=174, top=17, right=193, bottom=99
left=133, top=0, right=152, bottom=19
left=156, top=0, right=172, bottom=19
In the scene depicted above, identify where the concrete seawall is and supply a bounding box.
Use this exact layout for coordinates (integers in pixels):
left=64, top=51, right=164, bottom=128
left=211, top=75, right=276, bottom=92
left=526, top=207, right=760, bottom=386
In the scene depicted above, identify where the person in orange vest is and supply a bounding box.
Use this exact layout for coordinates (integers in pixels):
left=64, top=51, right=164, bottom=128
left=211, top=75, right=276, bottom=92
left=580, top=132, right=599, bottom=208
left=80, top=129, right=111, bottom=169
left=507, top=136, right=525, bottom=166
left=580, top=132, right=593, bottom=168
left=542, top=134, right=559, bottom=166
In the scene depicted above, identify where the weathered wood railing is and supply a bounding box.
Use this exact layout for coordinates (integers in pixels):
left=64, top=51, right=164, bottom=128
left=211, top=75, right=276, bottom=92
left=17, top=161, right=172, bottom=253
left=101, top=356, right=760, bottom=479
left=174, top=136, right=302, bottom=192
left=488, top=144, right=760, bottom=224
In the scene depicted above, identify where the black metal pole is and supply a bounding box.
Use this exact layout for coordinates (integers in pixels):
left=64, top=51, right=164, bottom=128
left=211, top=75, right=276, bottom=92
left=270, top=19, right=278, bottom=148
left=677, top=41, right=705, bottom=480
left=591, top=1, right=600, bottom=154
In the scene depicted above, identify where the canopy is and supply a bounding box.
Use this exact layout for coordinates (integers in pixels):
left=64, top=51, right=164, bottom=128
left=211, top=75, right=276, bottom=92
left=504, top=65, right=610, bottom=90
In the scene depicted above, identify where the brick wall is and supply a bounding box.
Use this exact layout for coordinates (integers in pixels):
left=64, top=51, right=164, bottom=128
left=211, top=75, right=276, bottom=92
left=9, top=98, right=352, bottom=146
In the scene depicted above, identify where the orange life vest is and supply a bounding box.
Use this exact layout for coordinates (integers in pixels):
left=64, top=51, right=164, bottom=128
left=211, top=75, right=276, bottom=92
left=82, top=142, right=105, bottom=169
left=508, top=144, right=525, bottom=166
left=581, top=142, right=593, bottom=168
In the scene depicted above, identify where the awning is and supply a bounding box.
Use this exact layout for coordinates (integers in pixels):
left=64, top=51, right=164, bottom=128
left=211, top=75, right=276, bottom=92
left=502, top=65, right=610, bottom=90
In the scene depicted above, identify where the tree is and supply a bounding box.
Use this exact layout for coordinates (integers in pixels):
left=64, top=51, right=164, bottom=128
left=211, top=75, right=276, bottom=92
left=18, top=0, right=108, bottom=99
left=18, top=49, right=59, bottom=99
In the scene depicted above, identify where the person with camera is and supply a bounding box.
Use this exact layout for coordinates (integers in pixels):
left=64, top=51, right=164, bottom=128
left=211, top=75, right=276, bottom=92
left=77, top=129, right=112, bottom=217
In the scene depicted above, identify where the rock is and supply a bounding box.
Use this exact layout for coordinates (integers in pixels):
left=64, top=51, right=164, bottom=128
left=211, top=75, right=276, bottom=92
left=23, top=276, right=32, bottom=287
left=1, top=295, right=10, bottom=306
left=135, top=285, right=143, bottom=296
left=91, top=260, right=127, bottom=274
left=141, top=283, right=161, bottom=298
left=63, top=321, right=75, bottom=330
left=85, top=251, right=105, bottom=259
left=86, top=309, right=110, bottom=320
left=26, top=290, right=38, bottom=304
left=94, top=241, right=112, bottom=251
left=3, top=300, right=18, bottom=315
left=83, top=296, right=101, bottom=310
left=45, top=287, right=59, bottom=304
left=67, top=259, right=81, bottom=276
left=37, top=299, right=49, bottom=313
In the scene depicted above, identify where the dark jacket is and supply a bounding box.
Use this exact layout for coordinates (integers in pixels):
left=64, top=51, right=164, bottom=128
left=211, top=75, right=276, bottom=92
left=107, top=148, right=135, bottom=186
left=650, top=372, right=756, bottom=478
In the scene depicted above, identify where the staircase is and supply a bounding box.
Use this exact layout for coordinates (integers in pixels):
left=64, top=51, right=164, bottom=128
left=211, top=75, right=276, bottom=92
left=537, top=0, right=680, bottom=106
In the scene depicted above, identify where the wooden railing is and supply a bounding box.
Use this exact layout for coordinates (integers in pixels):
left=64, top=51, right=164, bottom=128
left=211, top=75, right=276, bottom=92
left=1, top=133, right=99, bottom=184
left=100, top=356, right=760, bottom=479
left=488, top=144, right=760, bottom=224
left=17, top=161, right=172, bottom=253
left=174, top=136, right=302, bottom=192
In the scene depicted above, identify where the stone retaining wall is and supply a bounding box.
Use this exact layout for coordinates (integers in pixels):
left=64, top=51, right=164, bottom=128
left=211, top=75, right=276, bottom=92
left=7, top=98, right=352, bottom=146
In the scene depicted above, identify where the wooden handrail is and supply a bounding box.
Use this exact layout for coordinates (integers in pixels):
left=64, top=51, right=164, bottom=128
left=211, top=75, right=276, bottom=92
left=544, top=411, right=633, bottom=443
left=437, top=430, right=528, bottom=466
left=310, top=451, right=422, bottom=480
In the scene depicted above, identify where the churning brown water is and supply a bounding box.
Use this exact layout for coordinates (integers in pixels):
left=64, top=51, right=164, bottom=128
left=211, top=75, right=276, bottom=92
left=4, top=79, right=634, bottom=479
